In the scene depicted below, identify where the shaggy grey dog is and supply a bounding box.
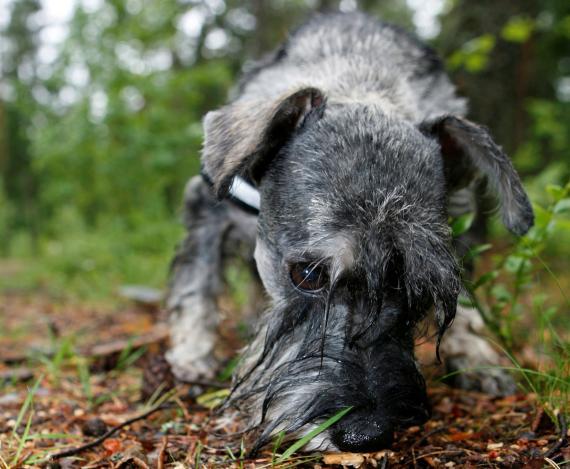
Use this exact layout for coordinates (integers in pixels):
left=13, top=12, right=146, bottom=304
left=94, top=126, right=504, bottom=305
left=166, top=12, right=533, bottom=453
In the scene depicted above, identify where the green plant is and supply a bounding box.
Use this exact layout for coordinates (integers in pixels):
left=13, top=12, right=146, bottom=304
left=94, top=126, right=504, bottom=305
left=226, top=438, right=246, bottom=469
left=34, top=335, right=76, bottom=386
left=1, top=375, right=43, bottom=467
left=274, top=406, right=353, bottom=464
left=77, top=357, right=93, bottom=407
left=450, top=181, right=570, bottom=420
left=115, top=340, right=148, bottom=371
left=463, top=181, right=570, bottom=351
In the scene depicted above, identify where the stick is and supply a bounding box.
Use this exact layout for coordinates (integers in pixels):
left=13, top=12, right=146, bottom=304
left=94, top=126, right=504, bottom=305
left=179, top=379, right=228, bottom=389
left=49, top=403, right=172, bottom=460
left=157, top=436, right=168, bottom=469
left=545, top=413, right=568, bottom=459
left=409, top=425, right=447, bottom=450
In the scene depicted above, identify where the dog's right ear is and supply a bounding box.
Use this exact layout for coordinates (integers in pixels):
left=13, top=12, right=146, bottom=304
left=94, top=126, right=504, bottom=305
left=201, top=87, right=326, bottom=199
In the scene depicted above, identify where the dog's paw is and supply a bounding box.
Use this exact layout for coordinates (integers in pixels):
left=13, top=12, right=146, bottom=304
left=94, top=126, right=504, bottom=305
left=166, top=347, right=221, bottom=381
left=444, top=355, right=517, bottom=396
left=440, top=306, right=517, bottom=396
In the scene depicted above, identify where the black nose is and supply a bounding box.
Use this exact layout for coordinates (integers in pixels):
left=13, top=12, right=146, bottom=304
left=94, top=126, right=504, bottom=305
left=331, top=418, right=394, bottom=452
left=330, top=401, right=430, bottom=453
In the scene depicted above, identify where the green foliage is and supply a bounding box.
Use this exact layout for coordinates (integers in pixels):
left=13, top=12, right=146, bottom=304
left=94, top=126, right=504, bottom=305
left=450, top=212, right=475, bottom=237
left=2, top=209, right=182, bottom=300
left=501, top=16, right=534, bottom=43
left=34, top=335, right=76, bottom=386
left=1, top=375, right=43, bottom=467
left=454, top=180, right=570, bottom=417
left=448, top=34, right=496, bottom=73
left=465, top=181, right=570, bottom=351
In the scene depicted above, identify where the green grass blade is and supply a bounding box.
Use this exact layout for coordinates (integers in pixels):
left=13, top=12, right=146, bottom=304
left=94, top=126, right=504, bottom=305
left=26, top=433, right=82, bottom=440
left=276, top=406, right=353, bottom=463
left=194, top=441, right=203, bottom=468
left=77, top=359, right=93, bottom=405
left=12, top=408, right=33, bottom=465
left=271, top=430, right=286, bottom=466
left=439, top=365, right=569, bottom=388
left=12, top=375, right=42, bottom=439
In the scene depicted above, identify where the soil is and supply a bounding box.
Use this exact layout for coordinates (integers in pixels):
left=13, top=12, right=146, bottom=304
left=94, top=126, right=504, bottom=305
left=0, top=293, right=568, bottom=468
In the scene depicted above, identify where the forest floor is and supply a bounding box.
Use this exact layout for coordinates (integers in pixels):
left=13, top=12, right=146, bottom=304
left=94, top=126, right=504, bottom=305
left=0, top=292, right=568, bottom=468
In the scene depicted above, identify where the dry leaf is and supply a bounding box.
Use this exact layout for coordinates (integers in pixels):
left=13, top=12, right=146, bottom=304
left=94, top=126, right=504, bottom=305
left=323, top=452, right=365, bottom=467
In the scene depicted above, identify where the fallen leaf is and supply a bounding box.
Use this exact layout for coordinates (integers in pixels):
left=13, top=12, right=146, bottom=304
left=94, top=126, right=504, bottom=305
left=449, top=431, right=480, bottom=442
left=103, top=438, right=122, bottom=454
left=323, top=452, right=365, bottom=467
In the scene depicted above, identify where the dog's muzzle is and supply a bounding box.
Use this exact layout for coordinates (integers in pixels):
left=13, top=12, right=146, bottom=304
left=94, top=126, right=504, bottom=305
left=331, top=340, right=431, bottom=452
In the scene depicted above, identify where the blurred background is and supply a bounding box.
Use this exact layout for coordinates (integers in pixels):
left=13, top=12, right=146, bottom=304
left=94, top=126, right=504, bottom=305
left=0, top=0, right=569, bottom=303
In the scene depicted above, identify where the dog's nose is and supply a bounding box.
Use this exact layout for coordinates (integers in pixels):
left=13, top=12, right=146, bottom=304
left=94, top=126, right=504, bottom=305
left=330, top=399, right=430, bottom=452
left=331, top=418, right=394, bottom=452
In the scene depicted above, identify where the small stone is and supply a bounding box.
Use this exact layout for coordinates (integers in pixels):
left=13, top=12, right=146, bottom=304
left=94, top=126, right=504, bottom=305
left=119, top=285, right=163, bottom=305
left=487, top=442, right=504, bottom=450
left=81, top=417, right=108, bottom=437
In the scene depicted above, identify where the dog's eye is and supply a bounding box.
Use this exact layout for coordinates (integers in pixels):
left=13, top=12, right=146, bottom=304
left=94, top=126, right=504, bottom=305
left=290, top=262, right=328, bottom=292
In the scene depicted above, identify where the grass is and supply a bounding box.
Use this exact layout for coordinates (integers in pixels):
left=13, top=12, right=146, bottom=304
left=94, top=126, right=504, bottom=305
left=0, top=215, right=182, bottom=304
left=0, top=375, right=43, bottom=468
left=451, top=183, right=570, bottom=418
left=274, top=407, right=353, bottom=464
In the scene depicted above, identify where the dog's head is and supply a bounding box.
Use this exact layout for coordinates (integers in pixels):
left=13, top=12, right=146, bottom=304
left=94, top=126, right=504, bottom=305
left=201, top=88, right=533, bottom=452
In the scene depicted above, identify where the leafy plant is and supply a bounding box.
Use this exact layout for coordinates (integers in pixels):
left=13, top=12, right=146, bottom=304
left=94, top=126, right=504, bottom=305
left=34, top=335, right=76, bottom=386
left=463, top=181, right=570, bottom=351
left=455, top=181, right=570, bottom=419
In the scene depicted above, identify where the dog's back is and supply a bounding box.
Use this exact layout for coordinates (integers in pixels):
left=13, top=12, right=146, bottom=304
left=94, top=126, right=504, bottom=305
left=238, top=12, right=466, bottom=122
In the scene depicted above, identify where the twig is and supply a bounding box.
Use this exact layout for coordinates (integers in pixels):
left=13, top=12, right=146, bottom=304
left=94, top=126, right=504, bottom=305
left=413, top=450, right=466, bottom=461
left=545, top=413, right=568, bottom=459
left=179, top=378, right=228, bottom=389
left=48, top=403, right=172, bottom=460
left=14, top=450, right=33, bottom=468
left=157, top=436, right=168, bottom=469
left=408, top=425, right=447, bottom=450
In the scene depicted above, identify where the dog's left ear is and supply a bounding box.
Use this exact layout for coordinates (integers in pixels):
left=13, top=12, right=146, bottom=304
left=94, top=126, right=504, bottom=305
left=421, top=115, right=534, bottom=236
left=201, top=87, right=326, bottom=199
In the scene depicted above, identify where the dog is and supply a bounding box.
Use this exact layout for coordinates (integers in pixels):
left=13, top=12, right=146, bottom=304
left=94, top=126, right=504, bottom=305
left=165, top=12, right=534, bottom=453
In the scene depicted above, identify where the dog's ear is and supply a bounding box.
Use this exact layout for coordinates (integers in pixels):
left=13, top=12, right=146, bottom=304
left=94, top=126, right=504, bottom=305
left=201, top=87, right=326, bottom=198
left=421, top=115, right=534, bottom=236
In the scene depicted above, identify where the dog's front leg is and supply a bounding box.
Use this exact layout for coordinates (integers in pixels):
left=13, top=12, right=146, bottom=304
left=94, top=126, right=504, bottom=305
left=165, top=175, right=257, bottom=380
left=439, top=305, right=517, bottom=396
